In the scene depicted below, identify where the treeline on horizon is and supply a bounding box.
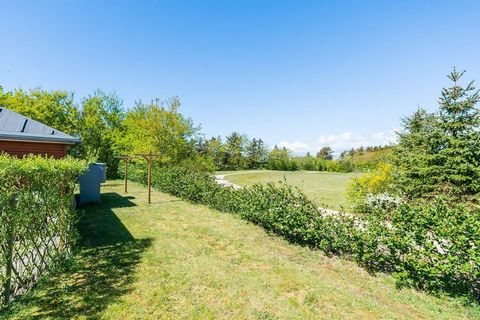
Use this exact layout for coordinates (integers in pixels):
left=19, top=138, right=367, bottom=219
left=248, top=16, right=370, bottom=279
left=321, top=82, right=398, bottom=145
left=0, top=86, right=391, bottom=176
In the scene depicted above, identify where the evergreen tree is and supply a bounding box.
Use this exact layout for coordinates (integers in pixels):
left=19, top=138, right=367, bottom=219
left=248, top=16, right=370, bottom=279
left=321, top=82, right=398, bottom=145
left=245, top=138, right=268, bottom=169
left=437, top=68, right=480, bottom=195
left=316, top=146, right=334, bottom=160
left=393, top=69, right=480, bottom=198
left=225, top=132, right=246, bottom=169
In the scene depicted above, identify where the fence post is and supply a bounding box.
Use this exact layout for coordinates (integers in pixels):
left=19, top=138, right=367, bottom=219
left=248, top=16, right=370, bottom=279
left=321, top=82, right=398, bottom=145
left=3, top=223, right=14, bottom=305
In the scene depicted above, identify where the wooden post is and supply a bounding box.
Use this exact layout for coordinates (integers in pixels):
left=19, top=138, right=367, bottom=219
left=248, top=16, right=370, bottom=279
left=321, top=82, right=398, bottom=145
left=136, top=152, right=161, bottom=204
left=3, top=224, right=14, bottom=305
left=147, top=152, right=152, bottom=204
left=115, top=156, right=132, bottom=194
left=124, top=158, right=129, bottom=193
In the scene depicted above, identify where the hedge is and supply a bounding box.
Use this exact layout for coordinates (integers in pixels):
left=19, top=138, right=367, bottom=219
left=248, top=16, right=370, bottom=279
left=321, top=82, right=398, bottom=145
left=0, top=154, right=87, bottom=306
left=124, top=163, right=480, bottom=302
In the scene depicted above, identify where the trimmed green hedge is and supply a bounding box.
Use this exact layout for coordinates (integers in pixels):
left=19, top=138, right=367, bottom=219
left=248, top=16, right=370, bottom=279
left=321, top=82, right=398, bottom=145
left=0, top=154, right=87, bottom=306
left=125, top=163, right=480, bottom=302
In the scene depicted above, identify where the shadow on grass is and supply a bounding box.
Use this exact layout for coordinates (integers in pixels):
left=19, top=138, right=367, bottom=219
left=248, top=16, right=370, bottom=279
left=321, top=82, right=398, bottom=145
left=3, top=192, right=152, bottom=319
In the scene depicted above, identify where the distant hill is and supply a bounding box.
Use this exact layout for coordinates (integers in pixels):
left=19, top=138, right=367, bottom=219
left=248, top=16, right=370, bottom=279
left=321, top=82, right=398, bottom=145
left=340, top=145, right=393, bottom=170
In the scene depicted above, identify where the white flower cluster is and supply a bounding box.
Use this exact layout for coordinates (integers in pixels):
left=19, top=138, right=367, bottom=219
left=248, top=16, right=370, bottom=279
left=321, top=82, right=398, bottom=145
left=364, top=192, right=402, bottom=210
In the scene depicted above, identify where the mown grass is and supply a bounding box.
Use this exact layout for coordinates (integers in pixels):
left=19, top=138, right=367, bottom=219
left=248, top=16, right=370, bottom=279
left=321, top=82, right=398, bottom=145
left=222, top=170, right=358, bottom=211
left=3, top=180, right=479, bottom=319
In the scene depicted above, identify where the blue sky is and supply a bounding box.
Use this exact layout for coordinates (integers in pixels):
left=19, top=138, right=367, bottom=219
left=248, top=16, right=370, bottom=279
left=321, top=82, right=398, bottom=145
left=1, top=1, right=479, bottom=154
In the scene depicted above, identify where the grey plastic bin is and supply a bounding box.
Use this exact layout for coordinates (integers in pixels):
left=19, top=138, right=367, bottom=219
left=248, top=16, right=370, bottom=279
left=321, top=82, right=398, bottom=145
left=96, top=162, right=107, bottom=183
left=79, top=163, right=106, bottom=204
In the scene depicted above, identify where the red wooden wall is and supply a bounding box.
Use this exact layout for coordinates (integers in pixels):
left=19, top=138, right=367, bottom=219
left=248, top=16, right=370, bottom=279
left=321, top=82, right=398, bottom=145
left=0, top=141, right=68, bottom=159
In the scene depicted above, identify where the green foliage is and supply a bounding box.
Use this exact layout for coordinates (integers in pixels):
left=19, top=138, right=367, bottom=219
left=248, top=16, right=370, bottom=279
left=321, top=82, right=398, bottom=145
left=6, top=181, right=477, bottom=319
left=198, top=136, right=225, bottom=169
left=178, top=155, right=216, bottom=172
left=125, top=163, right=480, bottom=301
left=0, top=154, right=87, bottom=306
left=0, top=88, right=125, bottom=178
left=75, top=90, right=125, bottom=177
left=0, top=87, right=203, bottom=177
left=340, top=145, right=393, bottom=171
left=265, top=147, right=355, bottom=173
left=226, top=170, right=356, bottom=211
left=0, top=88, right=79, bottom=135
left=223, top=132, right=248, bottom=169
left=0, top=86, right=380, bottom=174
left=348, top=163, right=394, bottom=209
left=325, top=159, right=355, bottom=172
left=382, top=199, right=480, bottom=297
left=393, top=69, right=480, bottom=199
left=245, top=138, right=268, bottom=168
left=266, top=146, right=297, bottom=170
left=316, top=146, right=334, bottom=160
left=121, top=97, right=198, bottom=162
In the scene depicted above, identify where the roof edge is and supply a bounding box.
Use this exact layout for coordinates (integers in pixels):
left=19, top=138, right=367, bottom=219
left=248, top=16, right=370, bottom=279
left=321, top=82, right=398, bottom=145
left=0, top=132, right=81, bottom=144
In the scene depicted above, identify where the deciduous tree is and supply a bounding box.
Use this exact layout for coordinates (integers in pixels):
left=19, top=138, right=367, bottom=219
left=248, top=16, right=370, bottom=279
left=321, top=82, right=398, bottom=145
left=0, top=88, right=79, bottom=135
left=77, top=90, right=125, bottom=177
left=122, top=97, right=199, bottom=163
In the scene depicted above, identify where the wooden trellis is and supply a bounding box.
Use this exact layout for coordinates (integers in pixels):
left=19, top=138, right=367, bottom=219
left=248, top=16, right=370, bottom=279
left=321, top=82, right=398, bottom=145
left=117, top=152, right=161, bottom=204
left=1, top=206, right=74, bottom=306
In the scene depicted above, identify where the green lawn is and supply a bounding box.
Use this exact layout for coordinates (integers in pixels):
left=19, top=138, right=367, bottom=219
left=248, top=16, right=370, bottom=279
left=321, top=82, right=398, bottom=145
left=222, top=170, right=358, bottom=211
left=4, top=180, right=479, bottom=319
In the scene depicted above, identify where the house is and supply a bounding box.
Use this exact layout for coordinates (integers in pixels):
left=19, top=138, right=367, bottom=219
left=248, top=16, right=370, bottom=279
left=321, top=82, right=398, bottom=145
left=0, top=107, right=80, bottom=158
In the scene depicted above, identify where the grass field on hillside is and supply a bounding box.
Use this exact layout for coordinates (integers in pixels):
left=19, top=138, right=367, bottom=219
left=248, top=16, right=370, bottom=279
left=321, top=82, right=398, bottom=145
left=4, top=180, right=478, bottom=320
left=222, top=170, right=357, bottom=211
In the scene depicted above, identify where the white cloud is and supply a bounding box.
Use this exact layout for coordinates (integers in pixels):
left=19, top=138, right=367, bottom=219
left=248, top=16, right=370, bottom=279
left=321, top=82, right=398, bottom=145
left=277, top=140, right=311, bottom=153
left=317, top=130, right=397, bottom=152
left=276, top=129, right=398, bottom=156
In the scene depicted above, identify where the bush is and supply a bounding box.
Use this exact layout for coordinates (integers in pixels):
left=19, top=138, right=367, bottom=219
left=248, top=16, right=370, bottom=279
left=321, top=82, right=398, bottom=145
left=0, top=154, right=87, bottom=306
left=348, top=163, right=395, bottom=210
left=265, top=156, right=355, bottom=173
left=369, top=199, right=480, bottom=298
left=124, top=163, right=480, bottom=301
left=343, top=147, right=392, bottom=171
left=179, top=155, right=216, bottom=172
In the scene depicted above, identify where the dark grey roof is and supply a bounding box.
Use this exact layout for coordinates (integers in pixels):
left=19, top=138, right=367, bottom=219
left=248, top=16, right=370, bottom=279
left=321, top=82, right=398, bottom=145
left=0, top=107, right=80, bottom=144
